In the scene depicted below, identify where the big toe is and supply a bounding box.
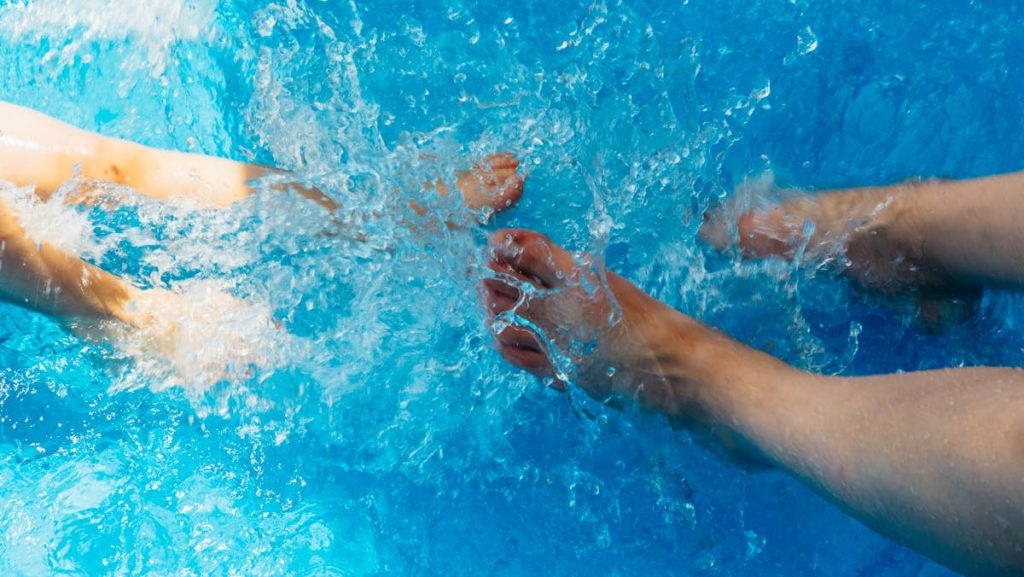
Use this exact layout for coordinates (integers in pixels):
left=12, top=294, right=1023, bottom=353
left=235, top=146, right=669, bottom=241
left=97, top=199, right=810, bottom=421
left=487, top=229, right=577, bottom=289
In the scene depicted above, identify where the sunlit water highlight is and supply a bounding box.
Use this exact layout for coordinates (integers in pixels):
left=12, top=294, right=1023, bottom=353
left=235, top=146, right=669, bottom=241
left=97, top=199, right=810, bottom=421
left=2, top=0, right=1023, bottom=575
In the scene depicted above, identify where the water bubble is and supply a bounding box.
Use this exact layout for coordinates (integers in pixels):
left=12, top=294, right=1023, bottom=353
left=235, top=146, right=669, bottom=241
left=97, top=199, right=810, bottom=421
left=752, top=79, right=771, bottom=101
left=797, top=26, right=819, bottom=55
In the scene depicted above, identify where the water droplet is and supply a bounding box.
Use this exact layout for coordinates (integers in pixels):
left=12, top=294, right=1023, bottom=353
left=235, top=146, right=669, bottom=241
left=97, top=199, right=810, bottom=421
left=797, top=26, right=819, bottom=55
left=753, top=80, right=771, bottom=100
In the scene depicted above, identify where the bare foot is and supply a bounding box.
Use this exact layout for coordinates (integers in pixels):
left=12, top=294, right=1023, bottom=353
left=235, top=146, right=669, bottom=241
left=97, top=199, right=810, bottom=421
left=452, top=153, right=524, bottom=212
left=699, top=181, right=980, bottom=330
left=413, top=152, right=525, bottom=220
left=483, top=228, right=716, bottom=415
left=110, top=284, right=280, bottom=390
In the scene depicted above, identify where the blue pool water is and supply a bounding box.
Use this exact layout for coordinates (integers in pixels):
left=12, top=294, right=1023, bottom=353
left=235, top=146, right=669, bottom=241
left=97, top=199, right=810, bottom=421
left=1, top=0, right=1022, bottom=575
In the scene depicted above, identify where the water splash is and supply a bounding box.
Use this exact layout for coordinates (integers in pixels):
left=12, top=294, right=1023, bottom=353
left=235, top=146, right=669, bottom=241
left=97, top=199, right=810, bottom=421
left=0, top=0, right=1006, bottom=575
left=0, top=0, right=218, bottom=77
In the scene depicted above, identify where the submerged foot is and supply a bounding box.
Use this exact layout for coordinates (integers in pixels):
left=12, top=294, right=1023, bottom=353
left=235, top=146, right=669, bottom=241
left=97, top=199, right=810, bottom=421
left=412, top=152, right=525, bottom=220
left=110, top=284, right=280, bottom=390
left=699, top=180, right=980, bottom=330
left=453, top=152, right=524, bottom=212
left=482, top=229, right=712, bottom=413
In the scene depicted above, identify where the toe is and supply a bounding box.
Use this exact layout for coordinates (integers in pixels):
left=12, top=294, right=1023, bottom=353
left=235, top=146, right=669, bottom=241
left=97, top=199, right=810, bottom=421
left=486, top=152, right=519, bottom=171
left=489, top=154, right=524, bottom=211
left=488, top=229, right=577, bottom=288
left=455, top=153, right=525, bottom=212
left=493, top=324, right=552, bottom=374
left=482, top=278, right=521, bottom=315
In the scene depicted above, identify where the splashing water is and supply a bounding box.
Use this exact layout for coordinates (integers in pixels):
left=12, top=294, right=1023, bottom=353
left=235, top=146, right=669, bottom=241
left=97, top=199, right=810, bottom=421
left=0, top=0, right=218, bottom=76
left=1, top=0, right=1022, bottom=575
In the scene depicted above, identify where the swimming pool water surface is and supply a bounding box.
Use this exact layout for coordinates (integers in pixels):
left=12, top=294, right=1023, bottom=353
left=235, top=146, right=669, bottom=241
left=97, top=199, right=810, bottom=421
left=1, top=0, right=1022, bottom=575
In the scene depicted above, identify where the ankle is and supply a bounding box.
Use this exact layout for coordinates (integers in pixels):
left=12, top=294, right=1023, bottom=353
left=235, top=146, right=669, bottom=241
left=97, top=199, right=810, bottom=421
left=617, top=309, right=748, bottom=420
left=681, top=324, right=810, bottom=419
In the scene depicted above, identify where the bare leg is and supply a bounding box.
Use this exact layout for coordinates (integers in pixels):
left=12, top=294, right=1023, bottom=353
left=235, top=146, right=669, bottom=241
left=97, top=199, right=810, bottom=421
left=0, top=101, right=259, bottom=207
left=700, top=172, right=1024, bottom=320
left=483, top=229, right=1024, bottom=577
left=0, top=189, right=278, bottom=387
left=0, top=101, right=525, bottom=213
left=0, top=193, right=136, bottom=321
left=0, top=102, right=278, bottom=332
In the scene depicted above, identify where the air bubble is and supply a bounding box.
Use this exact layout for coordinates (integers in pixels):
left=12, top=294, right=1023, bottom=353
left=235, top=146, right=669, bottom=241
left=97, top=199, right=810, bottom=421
left=797, top=26, right=819, bottom=55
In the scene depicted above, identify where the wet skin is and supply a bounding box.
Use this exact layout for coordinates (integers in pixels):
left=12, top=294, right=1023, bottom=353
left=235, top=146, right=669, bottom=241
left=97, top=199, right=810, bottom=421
left=0, top=100, right=526, bottom=386
left=483, top=228, right=1024, bottom=577
left=700, top=172, right=1024, bottom=328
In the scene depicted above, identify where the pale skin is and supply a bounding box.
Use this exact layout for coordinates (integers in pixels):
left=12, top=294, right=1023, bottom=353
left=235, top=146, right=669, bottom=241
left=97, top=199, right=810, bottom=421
left=483, top=173, right=1024, bottom=577
left=8, top=96, right=1022, bottom=573
left=0, top=100, right=524, bottom=329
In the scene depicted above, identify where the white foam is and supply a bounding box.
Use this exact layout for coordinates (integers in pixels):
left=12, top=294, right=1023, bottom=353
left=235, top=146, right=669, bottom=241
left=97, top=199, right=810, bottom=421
left=0, top=181, right=99, bottom=257
left=0, top=0, right=218, bottom=75
left=109, top=280, right=286, bottom=396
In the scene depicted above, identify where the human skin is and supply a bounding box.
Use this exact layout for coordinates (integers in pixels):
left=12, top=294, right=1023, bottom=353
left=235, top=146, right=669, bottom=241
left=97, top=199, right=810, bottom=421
left=724, top=173, right=1024, bottom=292
left=699, top=172, right=1024, bottom=327
left=0, top=100, right=523, bottom=326
left=482, top=228, right=1024, bottom=577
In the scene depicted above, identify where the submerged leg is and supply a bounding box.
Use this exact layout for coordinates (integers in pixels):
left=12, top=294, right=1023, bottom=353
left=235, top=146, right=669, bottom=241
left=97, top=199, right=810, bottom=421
left=483, top=228, right=1024, bottom=577
left=700, top=172, right=1024, bottom=325
left=0, top=193, right=138, bottom=321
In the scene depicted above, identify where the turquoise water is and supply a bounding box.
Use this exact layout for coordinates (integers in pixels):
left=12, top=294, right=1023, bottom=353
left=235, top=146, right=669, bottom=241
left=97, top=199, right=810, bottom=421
left=1, top=0, right=1021, bottom=574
